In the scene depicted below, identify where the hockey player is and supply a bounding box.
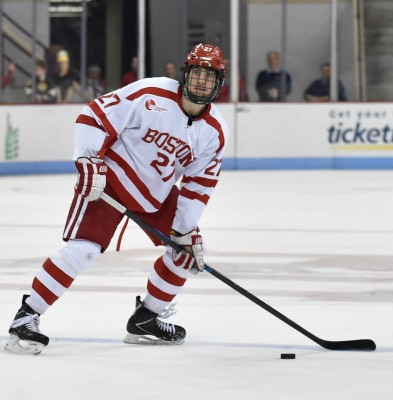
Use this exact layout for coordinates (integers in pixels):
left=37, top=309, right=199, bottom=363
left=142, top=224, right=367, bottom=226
left=5, top=43, right=228, bottom=355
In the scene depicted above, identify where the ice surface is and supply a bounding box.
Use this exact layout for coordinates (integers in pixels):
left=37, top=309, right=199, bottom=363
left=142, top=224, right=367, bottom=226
left=1, top=171, right=392, bottom=400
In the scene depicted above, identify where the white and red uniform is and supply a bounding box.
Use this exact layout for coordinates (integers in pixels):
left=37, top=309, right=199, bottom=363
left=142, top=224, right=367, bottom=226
left=27, top=77, right=229, bottom=315
left=68, top=77, right=227, bottom=236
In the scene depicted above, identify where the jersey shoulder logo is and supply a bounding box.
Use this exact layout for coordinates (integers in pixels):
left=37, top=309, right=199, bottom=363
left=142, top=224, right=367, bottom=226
left=145, top=98, right=168, bottom=113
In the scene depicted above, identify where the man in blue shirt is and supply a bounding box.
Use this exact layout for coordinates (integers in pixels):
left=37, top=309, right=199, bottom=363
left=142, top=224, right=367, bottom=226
left=304, top=62, right=347, bottom=102
left=255, top=51, right=292, bottom=102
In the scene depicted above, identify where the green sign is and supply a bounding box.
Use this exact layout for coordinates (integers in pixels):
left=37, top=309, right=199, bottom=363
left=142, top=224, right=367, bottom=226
left=5, top=113, right=19, bottom=160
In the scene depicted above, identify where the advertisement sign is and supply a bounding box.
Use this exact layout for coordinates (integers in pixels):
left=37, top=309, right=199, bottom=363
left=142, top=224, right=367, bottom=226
left=0, top=105, right=78, bottom=162
left=1, top=102, right=392, bottom=174
left=235, top=103, right=393, bottom=168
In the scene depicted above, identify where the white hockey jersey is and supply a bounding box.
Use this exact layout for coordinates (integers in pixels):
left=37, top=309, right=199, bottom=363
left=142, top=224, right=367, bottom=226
left=74, top=77, right=229, bottom=234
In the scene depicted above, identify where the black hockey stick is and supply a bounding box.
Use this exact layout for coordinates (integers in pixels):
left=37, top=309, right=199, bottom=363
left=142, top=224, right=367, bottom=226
left=101, top=193, right=376, bottom=351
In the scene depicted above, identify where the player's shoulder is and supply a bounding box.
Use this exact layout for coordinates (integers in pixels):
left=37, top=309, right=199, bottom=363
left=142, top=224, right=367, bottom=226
left=149, top=76, right=180, bottom=88
left=117, top=77, right=179, bottom=99
left=203, top=103, right=229, bottom=137
left=137, top=76, right=179, bottom=90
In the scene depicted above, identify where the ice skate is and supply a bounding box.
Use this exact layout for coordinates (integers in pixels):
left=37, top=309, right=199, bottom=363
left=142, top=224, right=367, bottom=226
left=4, top=295, right=49, bottom=355
left=124, top=296, right=186, bottom=345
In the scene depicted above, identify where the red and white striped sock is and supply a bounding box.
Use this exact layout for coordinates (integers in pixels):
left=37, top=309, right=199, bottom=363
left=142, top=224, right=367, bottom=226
left=143, top=249, right=190, bottom=314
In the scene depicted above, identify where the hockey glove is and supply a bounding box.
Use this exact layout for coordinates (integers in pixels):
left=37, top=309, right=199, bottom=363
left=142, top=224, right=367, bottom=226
left=75, top=156, right=107, bottom=201
left=170, top=229, right=205, bottom=273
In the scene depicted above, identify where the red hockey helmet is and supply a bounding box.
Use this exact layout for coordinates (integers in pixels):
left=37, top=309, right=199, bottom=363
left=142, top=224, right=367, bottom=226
left=186, top=43, right=225, bottom=71
left=182, top=43, right=226, bottom=104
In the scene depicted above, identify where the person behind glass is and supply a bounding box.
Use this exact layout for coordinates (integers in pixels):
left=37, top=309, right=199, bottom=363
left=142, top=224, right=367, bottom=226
left=25, top=60, right=57, bottom=104
left=52, top=50, right=81, bottom=103
left=255, top=50, right=291, bottom=102
left=164, top=62, right=179, bottom=81
left=120, top=56, right=138, bottom=87
left=216, top=58, right=249, bottom=102
left=2, top=61, right=16, bottom=88
left=304, top=62, right=347, bottom=102
left=85, top=64, right=107, bottom=102
left=5, top=43, right=229, bottom=355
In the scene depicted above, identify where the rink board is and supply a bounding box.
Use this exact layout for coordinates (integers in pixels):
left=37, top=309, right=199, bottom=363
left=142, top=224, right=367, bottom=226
left=1, top=102, right=393, bottom=174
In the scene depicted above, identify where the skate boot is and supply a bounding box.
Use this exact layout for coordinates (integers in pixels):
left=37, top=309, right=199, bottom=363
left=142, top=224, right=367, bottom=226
left=4, top=295, right=49, bottom=355
left=124, top=296, right=186, bottom=345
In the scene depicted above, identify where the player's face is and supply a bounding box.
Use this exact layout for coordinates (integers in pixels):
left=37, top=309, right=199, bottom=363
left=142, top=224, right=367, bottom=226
left=187, top=67, right=216, bottom=97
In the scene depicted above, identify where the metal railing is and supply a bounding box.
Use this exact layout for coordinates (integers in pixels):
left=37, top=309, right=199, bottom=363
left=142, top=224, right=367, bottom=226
left=0, top=1, right=47, bottom=99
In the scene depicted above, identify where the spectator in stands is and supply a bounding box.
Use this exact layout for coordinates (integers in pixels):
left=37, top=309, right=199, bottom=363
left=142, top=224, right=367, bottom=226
left=84, top=64, right=107, bottom=102
left=25, top=60, right=57, bottom=104
left=216, top=58, right=248, bottom=102
left=164, top=62, right=179, bottom=81
left=46, top=44, right=65, bottom=77
left=304, top=62, right=347, bottom=102
left=255, top=50, right=291, bottom=102
left=120, top=56, right=138, bottom=87
left=52, top=50, right=81, bottom=103
left=2, top=62, right=16, bottom=88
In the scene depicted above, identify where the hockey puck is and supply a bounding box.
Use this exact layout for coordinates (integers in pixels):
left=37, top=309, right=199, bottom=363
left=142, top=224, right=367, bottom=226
left=280, top=353, right=296, bottom=359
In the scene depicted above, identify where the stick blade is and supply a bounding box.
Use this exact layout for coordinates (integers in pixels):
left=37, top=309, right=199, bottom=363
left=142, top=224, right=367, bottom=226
left=321, top=339, right=376, bottom=351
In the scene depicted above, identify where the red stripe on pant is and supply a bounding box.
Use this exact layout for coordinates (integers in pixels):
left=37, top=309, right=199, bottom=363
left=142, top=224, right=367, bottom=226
left=63, top=194, right=86, bottom=241
left=147, top=281, right=176, bottom=303
left=154, top=257, right=187, bottom=286
left=43, top=258, right=74, bottom=288
left=32, top=278, right=59, bottom=305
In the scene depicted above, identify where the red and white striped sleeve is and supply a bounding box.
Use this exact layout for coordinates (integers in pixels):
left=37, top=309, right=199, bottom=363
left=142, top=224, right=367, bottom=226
left=73, top=83, right=142, bottom=159
left=172, top=111, right=228, bottom=234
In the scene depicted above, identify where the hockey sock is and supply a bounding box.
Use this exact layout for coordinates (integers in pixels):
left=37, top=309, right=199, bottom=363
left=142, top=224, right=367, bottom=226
left=27, top=239, right=100, bottom=314
left=143, top=248, right=190, bottom=314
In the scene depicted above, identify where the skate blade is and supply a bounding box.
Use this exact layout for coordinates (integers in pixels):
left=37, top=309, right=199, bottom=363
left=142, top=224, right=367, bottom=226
left=123, top=333, right=184, bottom=346
left=4, top=335, right=44, bottom=355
